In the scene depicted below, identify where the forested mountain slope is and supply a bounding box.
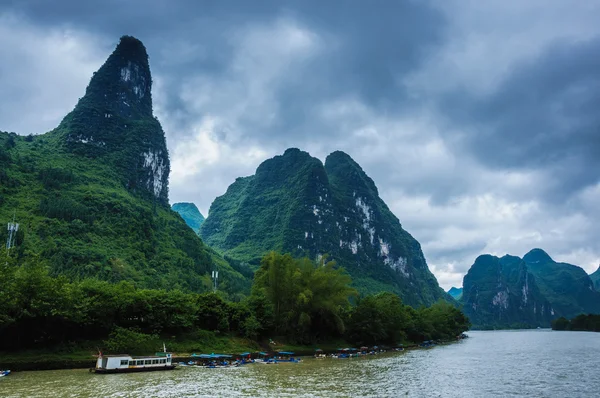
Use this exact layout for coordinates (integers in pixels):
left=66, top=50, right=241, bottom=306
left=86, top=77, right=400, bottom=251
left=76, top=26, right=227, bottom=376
left=0, top=36, right=247, bottom=296
left=200, top=148, right=449, bottom=306
left=461, top=249, right=600, bottom=328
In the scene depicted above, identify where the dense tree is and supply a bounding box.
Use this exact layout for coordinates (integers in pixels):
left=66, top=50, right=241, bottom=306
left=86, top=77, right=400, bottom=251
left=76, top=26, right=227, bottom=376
left=346, top=294, right=470, bottom=346
left=346, top=293, right=410, bottom=346
left=0, top=251, right=471, bottom=353
left=551, top=317, right=570, bottom=331
left=252, top=252, right=356, bottom=342
left=552, top=314, right=600, bottom=332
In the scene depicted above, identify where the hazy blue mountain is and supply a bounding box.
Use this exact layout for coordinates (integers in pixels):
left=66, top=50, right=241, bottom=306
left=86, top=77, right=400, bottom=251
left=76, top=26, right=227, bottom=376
left=447, top=287, right=463, bottom=300
left=172, top=202, right=205, bottom=232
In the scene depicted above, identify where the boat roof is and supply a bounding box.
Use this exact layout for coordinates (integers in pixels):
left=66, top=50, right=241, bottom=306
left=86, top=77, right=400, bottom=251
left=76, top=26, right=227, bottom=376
left=277, top=351, right=295, bottom=355
left=191, top=353, right=233, bottom=359
left=101, top=355, right=168, bottom=359
left=100, top=355, right=131, bottom=357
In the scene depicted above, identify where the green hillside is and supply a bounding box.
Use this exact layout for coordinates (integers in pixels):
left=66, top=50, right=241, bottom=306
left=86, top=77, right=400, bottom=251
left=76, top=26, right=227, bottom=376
left=200, top=148, right=449, bottom=307
left=0, top=36, right=248, bottom=296
left=461, top=249, right=600, bottom=328
left=524, top=249, right=600, bottom=317
left=172, top=202, right=205, bottom=233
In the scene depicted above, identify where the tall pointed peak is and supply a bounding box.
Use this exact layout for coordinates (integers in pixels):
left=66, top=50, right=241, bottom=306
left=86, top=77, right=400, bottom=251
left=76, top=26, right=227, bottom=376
left=523, top=248, right=553, bottom=264
left=59, top=35, right=170, bottom=205
left=81, top=35, right=153, bottom=118
left=114, top=35, right=148, bottom=58
left=325, top=150, right=378, bottom=195
left=256, top=148, right=320, bottom=178
left=326, top=150, right=355, bottom=163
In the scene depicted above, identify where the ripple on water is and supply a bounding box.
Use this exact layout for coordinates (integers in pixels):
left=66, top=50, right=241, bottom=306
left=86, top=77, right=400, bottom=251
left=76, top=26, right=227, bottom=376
left=2, top=330, right=600, bottom=397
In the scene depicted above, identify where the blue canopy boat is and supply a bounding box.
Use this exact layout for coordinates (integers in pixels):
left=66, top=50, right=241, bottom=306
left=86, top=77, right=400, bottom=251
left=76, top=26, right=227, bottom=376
left=190, top=353, right=234, bottom=367
left=0, top=370, right=10, bottom=377
left=277, top=351, right=301, bottom=362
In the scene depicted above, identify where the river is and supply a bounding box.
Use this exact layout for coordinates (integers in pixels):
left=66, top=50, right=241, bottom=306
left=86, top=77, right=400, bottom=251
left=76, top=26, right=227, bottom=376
left=1, top=330, right=599, bottom=397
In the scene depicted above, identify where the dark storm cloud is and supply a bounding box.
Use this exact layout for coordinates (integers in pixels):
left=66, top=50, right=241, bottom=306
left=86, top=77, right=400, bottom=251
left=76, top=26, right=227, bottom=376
left=2, top=0, right=600, bottom=288
left=2, top=0, right=446, bottom=141
left=442, top=37, right=600, bottom=199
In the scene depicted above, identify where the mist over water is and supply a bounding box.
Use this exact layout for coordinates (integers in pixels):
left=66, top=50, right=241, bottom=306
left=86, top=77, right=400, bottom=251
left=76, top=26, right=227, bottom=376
left=2, top=330, right=599, bottom=397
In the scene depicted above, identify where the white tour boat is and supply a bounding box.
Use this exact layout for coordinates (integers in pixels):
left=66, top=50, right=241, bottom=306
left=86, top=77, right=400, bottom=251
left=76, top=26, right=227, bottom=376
left=93, top=353, right=175, bottom=374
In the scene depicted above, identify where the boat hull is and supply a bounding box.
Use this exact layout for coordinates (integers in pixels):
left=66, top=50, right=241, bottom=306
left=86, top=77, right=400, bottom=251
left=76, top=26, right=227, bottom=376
left=94, top=365, right=176, bottom=374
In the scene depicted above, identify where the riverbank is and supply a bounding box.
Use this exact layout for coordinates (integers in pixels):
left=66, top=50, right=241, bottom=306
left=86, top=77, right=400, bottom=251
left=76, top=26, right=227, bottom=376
left=0, top=335, right=466, bottom=372
left=0, top=335, right=261, bottom=372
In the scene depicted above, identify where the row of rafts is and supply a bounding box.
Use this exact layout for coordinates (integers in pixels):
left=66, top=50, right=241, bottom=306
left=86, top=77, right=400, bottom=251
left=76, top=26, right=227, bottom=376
left=179, top=357, right=302, bottom=368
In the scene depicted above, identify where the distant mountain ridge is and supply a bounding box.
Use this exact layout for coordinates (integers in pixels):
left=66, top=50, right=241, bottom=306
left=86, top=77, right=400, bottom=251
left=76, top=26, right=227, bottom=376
left=172, top=202, right=205, bottom=233
left=461, top=249, right=600, bottom=328
left=200, top=148, right=449, bottom=307
left=447, top=287, right=463, bottom=300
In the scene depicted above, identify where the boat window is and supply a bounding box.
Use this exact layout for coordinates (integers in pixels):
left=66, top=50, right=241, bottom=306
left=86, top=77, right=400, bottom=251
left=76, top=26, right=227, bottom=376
left=145, top=360, right=152, bottom=365
left=136, top=360, right=143, bottom=366
left=160, top=359, right=165, bottom=364
left=120, top=360, right=128, bottom=366
left=129, top=361, right=135, bottom=366
left=152, top=359, right=158, bottom=364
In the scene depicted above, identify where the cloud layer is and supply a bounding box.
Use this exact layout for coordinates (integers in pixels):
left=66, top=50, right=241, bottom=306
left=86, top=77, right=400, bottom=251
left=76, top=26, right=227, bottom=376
left=1, top=0, right=599, bottom=289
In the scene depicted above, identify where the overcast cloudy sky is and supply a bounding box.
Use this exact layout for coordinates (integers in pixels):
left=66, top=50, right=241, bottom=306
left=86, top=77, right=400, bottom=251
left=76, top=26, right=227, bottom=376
left=2, top=0, right=599, bottom=289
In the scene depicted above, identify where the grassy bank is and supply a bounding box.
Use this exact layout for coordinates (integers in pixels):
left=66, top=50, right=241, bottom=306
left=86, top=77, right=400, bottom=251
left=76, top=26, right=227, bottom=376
left=0, top=334, right=467, bottom=372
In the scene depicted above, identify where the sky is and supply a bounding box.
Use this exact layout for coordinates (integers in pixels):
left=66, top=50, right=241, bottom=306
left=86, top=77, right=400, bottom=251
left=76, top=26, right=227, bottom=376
left=1, top=0, right=599, bottom=289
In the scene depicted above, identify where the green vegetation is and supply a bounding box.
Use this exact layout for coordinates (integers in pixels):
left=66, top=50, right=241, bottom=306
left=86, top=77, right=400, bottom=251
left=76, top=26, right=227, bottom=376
left=251, top=252, right=357, bottom=343
left=346, top=293, right=469, bottom=346
left=461, top=249, right=600, bottom=329
left=524, top=249, right=600, bottom=317
left=0, top=251, right=469, bottom=368
left=172, top=202, right=205, bottom=233
left=551, top=314, right=600, bottom=332
left=200, top=148, right=449, bottom=307
left=0, top=36, right=249, bottom=297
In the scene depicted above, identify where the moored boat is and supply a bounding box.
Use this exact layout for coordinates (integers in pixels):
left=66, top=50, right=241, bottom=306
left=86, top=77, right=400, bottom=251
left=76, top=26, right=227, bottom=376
left=0, top=370, right=10, bottom=377
left=93, top=352, right=175, bottom=374
left=276, top=351, right=301, bottom=362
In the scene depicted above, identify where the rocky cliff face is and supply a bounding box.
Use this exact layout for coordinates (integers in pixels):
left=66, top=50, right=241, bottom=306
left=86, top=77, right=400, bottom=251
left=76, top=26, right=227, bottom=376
left=591, top=266, right=600, bottom=290
left=462, top=249, right=600, bottom=328
left=200, top=148, right=448, bottom=306
left=462, top=254, right=554, bottom=328
left=59, top=36, right=170, bottom=204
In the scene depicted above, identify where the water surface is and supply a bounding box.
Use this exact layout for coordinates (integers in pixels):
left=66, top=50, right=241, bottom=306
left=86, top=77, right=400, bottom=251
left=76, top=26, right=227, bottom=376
left=2, top=330, right=599, bottom=397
